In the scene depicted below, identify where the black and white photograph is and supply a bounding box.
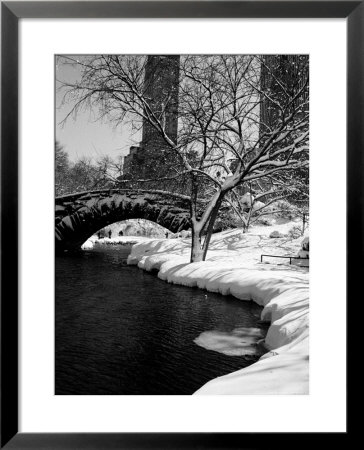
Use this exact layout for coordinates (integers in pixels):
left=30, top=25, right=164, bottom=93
left=55, top=54, right=309, bottom=396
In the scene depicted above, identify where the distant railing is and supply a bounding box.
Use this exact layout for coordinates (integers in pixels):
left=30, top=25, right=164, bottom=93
left=260, top=254, right=309, bottom=265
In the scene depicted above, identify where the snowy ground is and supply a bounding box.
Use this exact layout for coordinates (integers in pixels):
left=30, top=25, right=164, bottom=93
left=81, top=235, right=150, bottom=249
left=126, top=219, right=309, bottom=395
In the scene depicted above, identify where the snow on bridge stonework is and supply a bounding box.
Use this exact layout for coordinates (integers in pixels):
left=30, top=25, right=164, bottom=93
left=55, top=189, right=191, bottom=252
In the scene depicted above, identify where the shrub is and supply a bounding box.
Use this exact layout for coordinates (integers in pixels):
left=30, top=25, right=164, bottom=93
left=257, top=217, right=273, bottom=226
left=288, top=225, right=302, bottom=239
left=269, top=230, right=285, bottom=238
left=252, top=201, right=265, bottom=212
left=301, top=236, right=309, bottom=251
left=273, top=200, right=297, bottom=219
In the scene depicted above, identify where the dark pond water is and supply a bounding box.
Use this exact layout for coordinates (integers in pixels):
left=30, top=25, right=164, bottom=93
left=55, top=245, right=267, bottom=395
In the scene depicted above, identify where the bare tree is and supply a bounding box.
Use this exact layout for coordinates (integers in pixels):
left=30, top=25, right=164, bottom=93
left=55, top=141, right=70, bottom=196
left=57, top=54, right=309, bottom=262
left=55, top=144, right=123, bottom=195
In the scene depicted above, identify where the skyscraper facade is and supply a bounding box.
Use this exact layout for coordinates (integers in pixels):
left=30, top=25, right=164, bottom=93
left=259, top=55, right=309, bottom=205
left=260, top=54, right=309, bottom=135
left=123, top=55, right=180, bottom=180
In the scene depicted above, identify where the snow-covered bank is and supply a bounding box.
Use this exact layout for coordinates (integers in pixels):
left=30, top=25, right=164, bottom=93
left=81, top=235, right=150, bottom=250
left=127, top=222, right=309, bottom=395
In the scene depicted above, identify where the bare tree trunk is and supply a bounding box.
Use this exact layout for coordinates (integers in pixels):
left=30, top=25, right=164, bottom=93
left=189, top=189, right=225, bottom=263
left=190, top=226, right=204, bottom=262
left=201, top=196, right=223, bottom=261
left=302, top=212, right=307, bottom=235
left=189, top=174, right=205, bottom=262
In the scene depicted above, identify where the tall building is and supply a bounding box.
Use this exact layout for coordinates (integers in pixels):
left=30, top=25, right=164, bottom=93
left=259, top=55, right=309, bottom=204
left=260, top=55, right=309, bottom=135
left=123, top=55, right=180, bottom=180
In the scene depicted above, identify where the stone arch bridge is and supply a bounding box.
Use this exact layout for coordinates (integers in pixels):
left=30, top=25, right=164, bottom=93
left=55, top=189, right=191, bottom=253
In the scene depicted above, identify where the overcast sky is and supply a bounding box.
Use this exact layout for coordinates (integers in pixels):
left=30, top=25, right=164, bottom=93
left=55, top=58, right=140, bottom=162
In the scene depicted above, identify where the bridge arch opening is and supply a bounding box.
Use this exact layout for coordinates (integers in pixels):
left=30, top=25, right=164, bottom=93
left=81, top=218, right=193, bottom=250
left=55, top=190, right=191, bottom=253
left=94, top=218, right=176, bottom=239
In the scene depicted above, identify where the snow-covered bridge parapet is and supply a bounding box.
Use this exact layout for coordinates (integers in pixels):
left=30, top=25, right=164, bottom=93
left=55, top=189, right=191, bottom=253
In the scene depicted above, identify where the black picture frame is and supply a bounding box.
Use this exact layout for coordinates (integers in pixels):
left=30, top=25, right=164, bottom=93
left=1, top=1, right=356, bottom=448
